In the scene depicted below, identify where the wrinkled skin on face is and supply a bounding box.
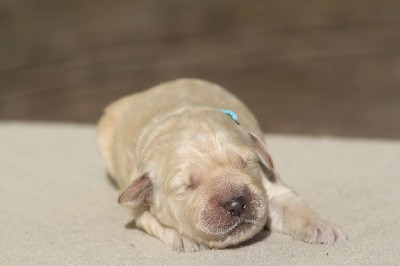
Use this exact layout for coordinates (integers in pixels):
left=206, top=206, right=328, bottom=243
left=145, top=120, right=270, bottom=248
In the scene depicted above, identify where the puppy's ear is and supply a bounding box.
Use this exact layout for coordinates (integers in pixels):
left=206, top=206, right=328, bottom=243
left=118, top=174, right=153, bottom=207
left=249, top=133, right=276, bottom=183
left=249, top=133, right=274, bottom=170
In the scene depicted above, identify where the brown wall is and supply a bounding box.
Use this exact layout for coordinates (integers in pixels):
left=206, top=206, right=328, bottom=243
left=1, top=0, right=399, bottom=138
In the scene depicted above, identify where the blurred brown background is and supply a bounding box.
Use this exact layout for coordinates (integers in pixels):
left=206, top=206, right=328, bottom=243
left=1, top=0, right=399, bottom=138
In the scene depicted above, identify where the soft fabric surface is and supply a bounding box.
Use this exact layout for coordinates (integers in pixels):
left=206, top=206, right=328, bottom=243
left=1, top=122, right=399, bottom=265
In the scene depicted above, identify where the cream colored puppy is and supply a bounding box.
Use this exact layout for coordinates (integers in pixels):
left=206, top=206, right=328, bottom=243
left=97, top=79, right=346, bottom=252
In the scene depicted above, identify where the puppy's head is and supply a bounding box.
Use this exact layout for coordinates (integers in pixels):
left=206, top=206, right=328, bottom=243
left=118, top=109, right=275, bottom=248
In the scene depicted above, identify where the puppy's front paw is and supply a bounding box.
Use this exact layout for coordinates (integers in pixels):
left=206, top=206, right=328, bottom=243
left=295, top=218, right=347, bottom=244
left=172, top=235, right=208, bottom=252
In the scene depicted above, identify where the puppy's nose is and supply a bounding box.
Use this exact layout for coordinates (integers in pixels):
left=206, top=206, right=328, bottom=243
left=223, top=196, right=246, bottom=217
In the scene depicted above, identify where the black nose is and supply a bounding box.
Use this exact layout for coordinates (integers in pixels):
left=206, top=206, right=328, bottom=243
left=223, top=196, right=246, bottom=217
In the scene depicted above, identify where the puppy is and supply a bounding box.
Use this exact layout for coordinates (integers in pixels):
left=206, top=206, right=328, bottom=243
left=97, top=79, right=347, bottom=252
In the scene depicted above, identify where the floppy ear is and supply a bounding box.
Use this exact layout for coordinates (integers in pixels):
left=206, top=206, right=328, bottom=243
left=118, top=173, right=153, bottom=207
left=249, top=133, right=276, bottom=182
left=249, top=133, right=274, bottom=170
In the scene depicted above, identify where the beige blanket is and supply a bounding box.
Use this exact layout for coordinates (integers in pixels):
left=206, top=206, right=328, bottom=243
left=1, top=123, right=399, bottom=265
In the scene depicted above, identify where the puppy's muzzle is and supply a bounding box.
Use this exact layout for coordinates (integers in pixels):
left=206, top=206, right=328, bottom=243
left=199, top=183, right=265, bottom=240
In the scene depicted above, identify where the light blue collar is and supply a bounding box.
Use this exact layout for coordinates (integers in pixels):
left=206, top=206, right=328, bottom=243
left=220, top=109, right=239, bottom=124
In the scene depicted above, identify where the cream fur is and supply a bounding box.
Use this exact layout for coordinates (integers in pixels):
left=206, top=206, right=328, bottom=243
left=97, top=79, right=346, bottom=252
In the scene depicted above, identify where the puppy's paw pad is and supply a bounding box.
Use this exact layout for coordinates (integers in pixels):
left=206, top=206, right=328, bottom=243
left=173, top=236, right=207, bottom=252
left=305, top=220, right=347, bottom=244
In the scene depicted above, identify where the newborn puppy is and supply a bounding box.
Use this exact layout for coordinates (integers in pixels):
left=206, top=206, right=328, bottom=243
left=97, top=79, right=346, bottom=252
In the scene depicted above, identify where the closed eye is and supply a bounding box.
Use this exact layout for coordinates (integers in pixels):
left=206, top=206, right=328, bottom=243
left=187, top=174, right=200, bottom=189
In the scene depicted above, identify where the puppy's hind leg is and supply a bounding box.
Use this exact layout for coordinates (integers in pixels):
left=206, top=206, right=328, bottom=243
left=135, top=211, right=208, bottom=252
left=266, top=184, right=347, bottom=244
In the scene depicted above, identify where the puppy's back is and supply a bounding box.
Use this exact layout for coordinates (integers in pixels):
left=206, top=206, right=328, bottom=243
left=97, top=79, right=263, bottom=188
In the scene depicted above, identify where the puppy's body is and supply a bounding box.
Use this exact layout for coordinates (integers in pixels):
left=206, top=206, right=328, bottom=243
left=98, top=79, right=346, bottom=252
